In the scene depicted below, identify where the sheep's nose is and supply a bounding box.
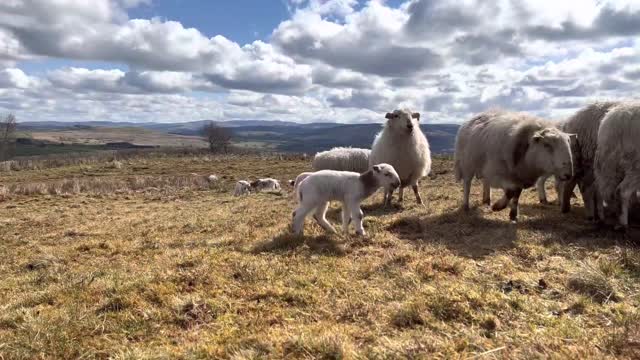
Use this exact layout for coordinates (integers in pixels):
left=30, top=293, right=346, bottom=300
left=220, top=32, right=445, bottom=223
left=407, top=125, right=413, bottom=131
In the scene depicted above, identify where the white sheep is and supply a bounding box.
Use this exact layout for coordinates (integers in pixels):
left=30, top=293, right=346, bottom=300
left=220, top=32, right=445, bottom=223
left=251, top=178, right=281, bottom=192
left=234, top=180, right=251, bottom=196
left=595, top=101, right=640, bottom=229
left=455, top=110, right=576, bottom=221
left=369, top=109, right=431, bottom=206
left=292, top=164, right=400, bottom=236
left=312, top=147, right=371, bottom=173
left=208, top=174, right=219, bottom=182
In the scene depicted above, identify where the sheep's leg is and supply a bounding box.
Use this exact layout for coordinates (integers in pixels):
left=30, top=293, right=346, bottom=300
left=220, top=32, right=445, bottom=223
left=292, top=204, right=315, bottom=235
left=341, top=204, right=351, bottom=234
left=618, top=177, right=637, bottom=229
left=398, top=187, right=404, bottom=203
left=351, top=206, right=365, bottom=236
left=536, top=176, right=549, bottom=204
left=492, top=189, right=511, bottom=212
left=412, top=184, right=424, bottom=206
left=560, top=178, right=577, bottom=214
left=462, top=177, right=472, bottom=211
left=482, top=180, right=491, bottom=206
left=508, top=188, right=523, bottom=222
left=313, top=202, right=337, bottom=234
left=384, top=188, right=394, bottom=207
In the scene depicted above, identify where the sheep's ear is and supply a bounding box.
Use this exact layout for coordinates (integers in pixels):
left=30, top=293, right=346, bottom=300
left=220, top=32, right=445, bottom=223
left=385, top=113, right=393, bottom=120
left=412, top=112, right=420, bottom=121
left=373, top=165, right=381, bottom=172
left=532, top=132, right=543, bottom=143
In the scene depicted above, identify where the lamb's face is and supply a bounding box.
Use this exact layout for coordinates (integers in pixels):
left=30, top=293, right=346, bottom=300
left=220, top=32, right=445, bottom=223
left=529, top=128, right=576, bottom=181
left=372, top=163, right=401, bottom=190
left=385, top=109, right=421, bottom=135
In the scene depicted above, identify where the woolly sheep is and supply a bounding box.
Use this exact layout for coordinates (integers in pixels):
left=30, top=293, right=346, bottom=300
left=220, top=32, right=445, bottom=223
left=234, top=180, right=251, bottom=196
left=292, top=164, right=400, bottom=236
left=208, top=174, right=219, bottom=182
left=455, top=110, right=576, bottom=221
left=369, top=109, right=431, bottom=206
left=251, top=178, right=281, bottom=192
left=546, top=101, right=619, bottom=220
left=595, top=101, right=640, bottom=229
left=312, top=147, right=371, bottom=173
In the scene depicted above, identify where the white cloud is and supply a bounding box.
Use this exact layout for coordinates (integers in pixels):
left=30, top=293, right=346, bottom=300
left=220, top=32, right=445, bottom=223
left=0, top=0, right=639, bottom=123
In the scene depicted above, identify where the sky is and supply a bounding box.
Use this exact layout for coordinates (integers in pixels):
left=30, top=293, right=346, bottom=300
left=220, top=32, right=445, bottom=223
left=0, top=0, right=639, bottom=124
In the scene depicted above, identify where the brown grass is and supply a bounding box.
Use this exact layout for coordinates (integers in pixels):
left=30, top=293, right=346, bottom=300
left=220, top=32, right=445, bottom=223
left=0, top=155, right=638, bottom=359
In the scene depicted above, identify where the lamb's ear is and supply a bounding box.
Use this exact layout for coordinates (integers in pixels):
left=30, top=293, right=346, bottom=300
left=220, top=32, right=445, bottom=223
left=412, top=112, right=420, bottom=121
left=385, top=113, right=393, bottom=120
left=373, top=165, right=381, bottom=172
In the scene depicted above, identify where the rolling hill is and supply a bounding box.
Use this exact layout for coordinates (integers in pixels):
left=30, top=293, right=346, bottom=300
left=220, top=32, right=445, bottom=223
left=17, top=120, right=460, bottom=155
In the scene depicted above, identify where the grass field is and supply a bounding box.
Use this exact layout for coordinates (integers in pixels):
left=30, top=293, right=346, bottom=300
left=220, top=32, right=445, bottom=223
left=30, top=127, right=208, bottom=148
left=1, top=154, right=639, bottom=359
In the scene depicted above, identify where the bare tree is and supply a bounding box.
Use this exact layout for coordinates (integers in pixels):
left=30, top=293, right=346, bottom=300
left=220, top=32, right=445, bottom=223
left=201, top=121, right=233, bottom=153
left=0, top=113, right=17, bottom=161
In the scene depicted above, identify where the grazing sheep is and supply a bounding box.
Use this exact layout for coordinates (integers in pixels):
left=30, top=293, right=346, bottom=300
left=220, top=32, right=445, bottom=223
left=369, top=109, right=431, bottom=206
left=251, top=178, right=281, bottom=192
left=455, top=110, right=576, bottom=221
left=234, top=180, right=251, bottom=196
left=312, top=147, right=371, bottom=173
left=595, top=101, right=640, bottom=229
left=292, top=164, right=400, bottom=236
left=208, top=175, right=219, bottom=182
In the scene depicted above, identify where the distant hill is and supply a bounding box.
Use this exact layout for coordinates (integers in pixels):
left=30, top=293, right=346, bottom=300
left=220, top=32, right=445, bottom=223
left=18, top=120, right=460, bottom=155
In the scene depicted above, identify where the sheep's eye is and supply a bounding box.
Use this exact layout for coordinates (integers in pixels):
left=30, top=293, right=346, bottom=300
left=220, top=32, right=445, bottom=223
left=385, top=173, right=391, bottom=177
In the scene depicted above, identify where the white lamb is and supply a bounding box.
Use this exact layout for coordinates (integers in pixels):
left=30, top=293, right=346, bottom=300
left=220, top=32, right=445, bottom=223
left=595, top=101, right=640, bottom=229
left=289, top=172, right=313, bottom=199
left=292, top=164, right=400, bottom=236
left=234, top=180, right=251, bottom=196
left=369, top=109, right=431, bottom=206
left=208, top=174, right=219, bottom=182
left=455, top=110, right=576, bottom=221
left=251, top=178, right=281, bottom=192
left=312, top=147, right=371, bottom=173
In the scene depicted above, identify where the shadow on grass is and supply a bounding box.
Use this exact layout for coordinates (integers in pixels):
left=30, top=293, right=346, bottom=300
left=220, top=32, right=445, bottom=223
left=388, top=207, right=518, bottom=259
left=251, top=232, right=346, bottom=256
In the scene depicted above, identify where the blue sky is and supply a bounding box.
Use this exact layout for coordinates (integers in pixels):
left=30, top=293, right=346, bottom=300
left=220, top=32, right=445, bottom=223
left=0, top=0, right=639, bottom=123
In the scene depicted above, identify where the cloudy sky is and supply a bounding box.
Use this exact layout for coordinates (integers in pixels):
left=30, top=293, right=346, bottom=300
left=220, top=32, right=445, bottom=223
left=0, top=0, right=639, bottom=124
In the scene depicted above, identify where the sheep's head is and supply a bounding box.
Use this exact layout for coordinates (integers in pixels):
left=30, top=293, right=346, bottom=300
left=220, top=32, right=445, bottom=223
left=528, top=128, right=576, bottom=181
left=385, top=109, right=420, bottom=135
left=372, top=163, right=401, bottom=190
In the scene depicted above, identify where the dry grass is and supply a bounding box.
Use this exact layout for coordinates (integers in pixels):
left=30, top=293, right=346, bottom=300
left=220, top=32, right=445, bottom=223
left=0, top=155, right=639, bottom=359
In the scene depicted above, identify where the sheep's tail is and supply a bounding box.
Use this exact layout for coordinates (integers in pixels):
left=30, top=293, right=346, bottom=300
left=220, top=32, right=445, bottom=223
left=454, top=155, right=462, bottom=182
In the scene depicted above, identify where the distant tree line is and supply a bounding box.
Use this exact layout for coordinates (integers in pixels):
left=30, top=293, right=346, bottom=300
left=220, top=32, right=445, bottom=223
left=200, top=121, right=233, bottom=153
left=0, top=113, right=16, bottom=161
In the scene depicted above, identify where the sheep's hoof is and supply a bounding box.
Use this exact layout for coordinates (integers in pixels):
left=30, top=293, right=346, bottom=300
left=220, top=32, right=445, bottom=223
left=356, top=230, right=366, bottom=237
left=492, top=203, right=507, bottom=212
left=539, top=199, right=549, bottom=205
left=613, top=224, right=628, bottom=233
left=462, top=204, right=470, bottom=212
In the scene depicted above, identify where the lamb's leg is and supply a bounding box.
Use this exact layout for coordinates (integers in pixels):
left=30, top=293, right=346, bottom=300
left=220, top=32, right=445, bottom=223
left=313, top=202, right=337, bottom=234
left=292, top=204, right=315, bottom=235
left=508, top=188, right=523, bottom=222
left=384, top=188, right=394, bottom=207
left=462, top=177, right=472, bottom=211
left=341, top=204, right=351, bottom=234
left=482, top=180, right=491, bottom=206
left=536, top=176, right=549, bottom=204
left=412, top=184, right=424, bottom=206
left=492, top=189, right=511, bottom=212
left=351, top=205, right=366, bottom=236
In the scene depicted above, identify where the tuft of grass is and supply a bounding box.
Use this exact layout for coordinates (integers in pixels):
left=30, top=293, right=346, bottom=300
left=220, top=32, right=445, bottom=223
left=391, top=301, right=426, bottom=328
left=567, top=258, right=623, bottom=303
left=283, top=334, right=352, bottom=360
